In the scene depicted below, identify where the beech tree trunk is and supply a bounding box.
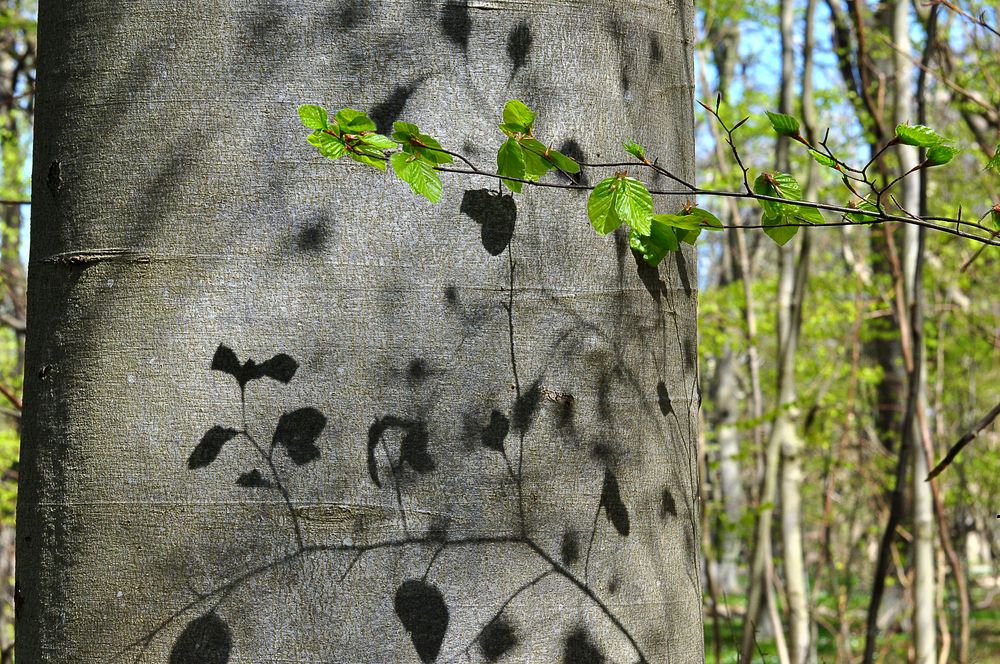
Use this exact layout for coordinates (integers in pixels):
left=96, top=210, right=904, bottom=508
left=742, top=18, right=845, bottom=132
left=17, top=1, right=702, bottom=662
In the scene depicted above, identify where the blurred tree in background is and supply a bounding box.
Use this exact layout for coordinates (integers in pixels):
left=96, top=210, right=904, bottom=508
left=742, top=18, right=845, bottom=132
left=0, top=1, right=32, bottom=661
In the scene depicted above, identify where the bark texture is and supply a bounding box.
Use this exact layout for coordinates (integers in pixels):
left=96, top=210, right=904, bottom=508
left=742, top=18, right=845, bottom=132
left=18, top=1, right=701, bottom=662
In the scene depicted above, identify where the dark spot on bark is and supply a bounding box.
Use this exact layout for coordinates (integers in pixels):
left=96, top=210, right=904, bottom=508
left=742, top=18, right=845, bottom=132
left=296, top=218, right=329, bottom=251
left=660, top=486, right=677, bottom=518
left=370, top=80, right=424, bottom=135
left=481, top=410, right=510, bottom=453
left=634, top=250, right=665, bottom=300
left=47, top=160, right=62, bottom=194
left=235, top=469, right=272, bottom=488
left=511, top=379, right=542, bottom=433
left=444, top=285, right=458, bottom=304
left=480, top=616, right=518, bottom=661
left=395, top=579, right=449, bottom=662
left=650, top=33, right=663, bottom=62
left=599, top=468, right=630, bottom=537
left=620, top=68, right=631, bottom=94
left=408, top=358, right=428, bottom=381
left=657, top=381, right=673, bottom=416
left=170, top=612, right=231, bottom=664
left=556, top=139, right=587, bottom=185
left=608, top=576, right=620, bottom=594
left=328, top=0, right=371, bottom=32
left=460, top=189, right=517, bottom=256
left=591, top=441, right=611, bottom=462
left=560, top=529, right=580, bottom=565
left=428, top=515, right=450, bottom=541
left=596, top=370, right=613, bottom=421
left=683, top=337, right=697, bottom=368
left=674, top=249, right=692, bottom=296
left=563, top=627, right=605, bottom=664
left=557, top=397, right=575, bottom=429
left=506, top=21, right=532, bottom=73
left=38, top=365, right=51, bottom=380
left=441, top=0, right=471, bottom=51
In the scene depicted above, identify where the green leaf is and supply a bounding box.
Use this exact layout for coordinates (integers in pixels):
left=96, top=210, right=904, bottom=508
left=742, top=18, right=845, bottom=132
left=765, top=111, right=800, bottom=138
left=516, top=138, right=552, bottom=180
left=629, top=216, right=681, bottom=266
left=651, top=208, right=722, bottom=231
left=502, top=100, right=535, bottom=133
left=298, top=104, right=328, bottom=130
left=989, top=204, right=1000, bottom=231
left=335, top=108, right=377, bottom=133
left=762, top=213, right=798, bottom=246
left=307, top=131, right=346, bottom=159
left=623, top=139, right=647, bottom=161
left=613, top=177, right=653, bottom=235
left=547, top=149, right=581, bottom=174
left=348, top=152, right=387, bottom=171
left=392, top=122, right=453, bottom=164
left=753, top=172, right=824, bottom=225
left=847, top=199, right=879, bottom=223
left=391, top=152, right=443, bottom=203
left=925, top=144, right=959, bottom=167
left=677, top=228, right=702, bottom=245
left=894, top=123, right=945, bottom=148
left=359, top=133, right=399, bottom=151
left=497, top=138, right=526, bottom=193
left=986, top=145, right=1000, bottom=175
left=587, top=175, right=653, bottom=235
left=808, top=149, right=839, bottom=170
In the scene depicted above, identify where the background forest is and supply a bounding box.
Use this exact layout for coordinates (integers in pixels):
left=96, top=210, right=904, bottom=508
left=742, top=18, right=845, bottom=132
left=0, top=0, right=998, bottom=662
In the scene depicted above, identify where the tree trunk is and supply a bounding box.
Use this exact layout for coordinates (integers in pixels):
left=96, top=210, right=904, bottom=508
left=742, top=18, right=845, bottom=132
left=17, top=1, right=702, bottom=662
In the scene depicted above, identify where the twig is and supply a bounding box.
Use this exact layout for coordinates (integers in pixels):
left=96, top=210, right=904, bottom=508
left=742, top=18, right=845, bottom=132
left=926, top=400, right=1000, bottom=480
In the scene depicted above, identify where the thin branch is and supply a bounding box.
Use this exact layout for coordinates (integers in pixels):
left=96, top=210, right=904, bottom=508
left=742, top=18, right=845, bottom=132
left=926, top=400, right=1000, bottom=480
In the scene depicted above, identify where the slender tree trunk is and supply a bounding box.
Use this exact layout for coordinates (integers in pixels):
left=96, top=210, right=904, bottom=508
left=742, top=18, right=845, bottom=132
left=17, top=2, right=703, bottom=662
left=894, top=1, right=936, bottom=660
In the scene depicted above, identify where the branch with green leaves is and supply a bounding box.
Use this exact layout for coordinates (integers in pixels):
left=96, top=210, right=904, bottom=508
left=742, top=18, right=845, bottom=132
left=298, top=99, right=1000, bottom=267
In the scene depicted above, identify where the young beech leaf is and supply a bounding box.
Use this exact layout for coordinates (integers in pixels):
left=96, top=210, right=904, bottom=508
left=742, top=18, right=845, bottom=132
left=762, top=213, right=798, bottom=246
left=169, top=612, right=232, bottom=664
left=334, top=108, right=376, bottom=133
left=629, top=222, right=678, bottom=266
left=753, top=172, right=824, bottom=227
left=392, top=122, right=453, bottom=164
left=307, top=131, right=346, bottom=160
left=925, top=144, right=959, bottom=167
left=990, top=204, right=1000, bottom=231
left=497, top=138, right=526, bottom=193
left=653, top=208, right=724, bottom=231
left=518, top=138, right=552, bottom=180
left=394, top=579, right=449, bottom=663
left=359, top=133, right=398, bottom=151
left=547, top=148, right=581, bottom=174
left=808, top=149, right=839, bottom=170
left=272, top=407, right=326, bottom=465
left=847, top=199, right=879, bottom=223
left=765, top=111, right=801, bottom=138
left=298, top=104, right=328, bottom=130
left=987, top=145, right=1000, bottom=175
left=623, top=139, right=647, bottom=161
left=678, top=228, right=702, bottom=245
left=588, top=176, right=652, bottom=235
left=348, top=150, right=387, bottom=171
left=391, top=153, right=443, bottom=203
left=599, top=468, right=630, bottom=536
left=502, top=99, right=535, bottom=132
left=188, top=426, right=240, bottom=469
left=894, top=123, right=945, bottom=148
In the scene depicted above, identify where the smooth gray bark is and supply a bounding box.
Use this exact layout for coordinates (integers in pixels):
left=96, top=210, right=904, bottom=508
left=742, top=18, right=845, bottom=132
left=18, top=1, right=701, bottom=662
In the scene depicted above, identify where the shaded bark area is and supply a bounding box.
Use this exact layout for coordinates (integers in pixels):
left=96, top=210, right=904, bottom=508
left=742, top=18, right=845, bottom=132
left=18, top=1, right=702, bottom=662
